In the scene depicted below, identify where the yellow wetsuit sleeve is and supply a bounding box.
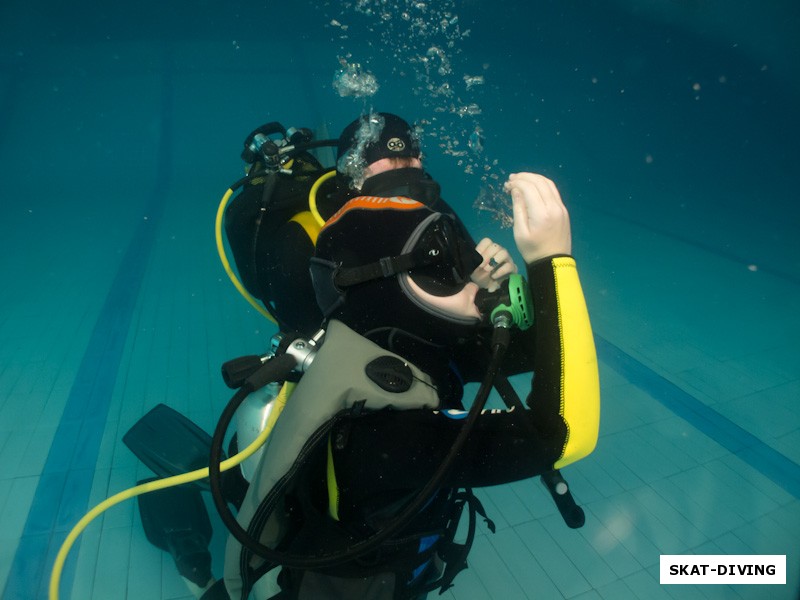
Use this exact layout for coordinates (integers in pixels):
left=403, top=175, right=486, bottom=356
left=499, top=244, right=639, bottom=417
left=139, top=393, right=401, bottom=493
left=551, top=257, right=600, bottom=468
left=527, top=256, right=600, bottom=469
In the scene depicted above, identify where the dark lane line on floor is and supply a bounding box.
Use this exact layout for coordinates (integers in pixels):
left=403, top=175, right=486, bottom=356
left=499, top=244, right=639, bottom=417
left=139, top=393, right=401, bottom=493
left=596, top=335, right=800, bottom=500
left=3, top=49, right=174, bottom=600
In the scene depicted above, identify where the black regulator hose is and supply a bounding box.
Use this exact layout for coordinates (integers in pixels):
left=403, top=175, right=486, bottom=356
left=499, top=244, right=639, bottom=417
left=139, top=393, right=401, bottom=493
left=208, top=328, right=510, bottom=570
left=208, top=353, right=298, bottom=549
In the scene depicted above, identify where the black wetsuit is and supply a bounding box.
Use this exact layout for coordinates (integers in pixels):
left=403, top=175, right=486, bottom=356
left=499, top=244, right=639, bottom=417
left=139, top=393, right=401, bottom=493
left=224, top=155, right=329, bottom=336
left=224, top=166, right=468, bottom=338
left=326, top=256, right=580, bottom=522
left=359, top=167, right=476, bottom=248
left=259, top=252, right=599, bottom=600
left=225, top=168, right=599, bottom=600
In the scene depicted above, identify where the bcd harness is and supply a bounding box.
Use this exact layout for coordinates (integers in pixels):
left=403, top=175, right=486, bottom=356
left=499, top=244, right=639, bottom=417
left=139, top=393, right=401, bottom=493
left=221, top=320, right=498, bottom=600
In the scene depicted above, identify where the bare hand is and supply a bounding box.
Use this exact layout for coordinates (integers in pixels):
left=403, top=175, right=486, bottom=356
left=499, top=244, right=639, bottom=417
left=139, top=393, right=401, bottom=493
left=471, top=238, right=518, bottom=292
left=504, top=173, right=572, bottom=263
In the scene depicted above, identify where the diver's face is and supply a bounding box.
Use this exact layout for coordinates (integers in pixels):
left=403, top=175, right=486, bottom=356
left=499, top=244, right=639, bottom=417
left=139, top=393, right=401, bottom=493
left=406, top=276, right=482, bottom=320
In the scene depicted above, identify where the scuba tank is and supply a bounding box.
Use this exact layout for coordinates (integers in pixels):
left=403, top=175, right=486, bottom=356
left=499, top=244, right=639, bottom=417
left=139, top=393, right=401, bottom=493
left=215, top=121, right=342, bottom=485
left=216, top=122, right=340, bottom=333
left=235, top=382, right=282, bottom=482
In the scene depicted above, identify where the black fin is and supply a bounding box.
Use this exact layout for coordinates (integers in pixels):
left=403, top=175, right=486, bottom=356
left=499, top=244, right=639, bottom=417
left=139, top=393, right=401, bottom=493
left=137, top=478, right=214, bottom=587
left=123, top=404, right=216, bottom=490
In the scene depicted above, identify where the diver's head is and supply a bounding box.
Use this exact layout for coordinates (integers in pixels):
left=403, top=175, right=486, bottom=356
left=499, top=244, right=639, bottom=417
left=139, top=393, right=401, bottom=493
left=336, top=112, right=422, bottom=190
left=310, top=197, right=484, bottom=346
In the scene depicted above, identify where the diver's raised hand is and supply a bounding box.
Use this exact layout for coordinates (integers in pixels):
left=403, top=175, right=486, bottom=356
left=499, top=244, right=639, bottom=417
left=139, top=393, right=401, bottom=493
left=471, top=238, right=518, bottom=292
left=505, top=173, right=572, bottom=264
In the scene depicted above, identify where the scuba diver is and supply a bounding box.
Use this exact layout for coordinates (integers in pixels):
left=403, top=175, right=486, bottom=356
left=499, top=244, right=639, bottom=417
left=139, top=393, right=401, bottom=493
left=220, top=113, right=514, bottom=334
left=332, top=112, right=517, bottom=296
left=108, top=113, right=599, bottom=600
left=215, top=114, right=601, bottom=599
left=221, top=121, right=338, bottom=336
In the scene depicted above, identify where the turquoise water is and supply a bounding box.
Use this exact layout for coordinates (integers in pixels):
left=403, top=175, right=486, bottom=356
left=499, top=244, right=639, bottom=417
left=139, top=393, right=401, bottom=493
left=1, top=1, right=798, bottom=598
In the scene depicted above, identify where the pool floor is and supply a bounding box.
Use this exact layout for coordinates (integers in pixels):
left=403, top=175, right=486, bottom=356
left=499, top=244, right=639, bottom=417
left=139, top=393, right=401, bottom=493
left=1, top=30, right=798, bottom=600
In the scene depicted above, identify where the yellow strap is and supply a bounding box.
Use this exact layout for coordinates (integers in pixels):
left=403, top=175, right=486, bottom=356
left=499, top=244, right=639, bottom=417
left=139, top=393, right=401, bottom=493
left=327, top=434, right=340, bottom=521
left=289, top=210, right=323, bottom=246
left=551, top=257, right=601, bottom=469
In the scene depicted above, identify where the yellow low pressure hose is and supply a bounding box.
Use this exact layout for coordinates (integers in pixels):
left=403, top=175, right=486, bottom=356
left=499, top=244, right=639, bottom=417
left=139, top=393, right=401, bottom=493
left=53, top=164, right=336, bottom=597
left=215, top=188, right=276, bottom=324
left=49, top=382, right=294, bottom=600
left=215, top=168, right=335, bottom=323
left=308, top=169, right=337, bottom=227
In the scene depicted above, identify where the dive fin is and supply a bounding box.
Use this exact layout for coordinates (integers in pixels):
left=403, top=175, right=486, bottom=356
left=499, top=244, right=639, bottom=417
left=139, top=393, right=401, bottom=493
left=123, top=403, right=217, bottom=490
left=124, top=403, right=249, bottom=509
left=137, top=478, right=214, bottom=588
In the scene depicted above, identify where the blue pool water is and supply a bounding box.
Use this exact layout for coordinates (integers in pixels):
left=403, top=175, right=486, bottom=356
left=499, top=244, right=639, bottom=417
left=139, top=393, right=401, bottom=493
left=1, top=1, right=798, bottom=598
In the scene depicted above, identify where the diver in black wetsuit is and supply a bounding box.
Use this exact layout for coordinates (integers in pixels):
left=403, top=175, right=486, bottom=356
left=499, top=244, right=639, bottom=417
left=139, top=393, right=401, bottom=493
left=88, top=113, right=597, bottom=600
left=222, top=114, right=515, bottom=338
left=220, top=113, right=601, bottom=600
left=222, top=126, right=330, bottom=336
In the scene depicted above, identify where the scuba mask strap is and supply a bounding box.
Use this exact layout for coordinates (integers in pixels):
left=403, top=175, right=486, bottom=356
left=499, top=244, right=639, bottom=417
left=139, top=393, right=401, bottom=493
left=309, top=248, right=442, bottom=318
left=332, top=250, right=433, bottom=289
left=332, top=213, right=477, bottom=290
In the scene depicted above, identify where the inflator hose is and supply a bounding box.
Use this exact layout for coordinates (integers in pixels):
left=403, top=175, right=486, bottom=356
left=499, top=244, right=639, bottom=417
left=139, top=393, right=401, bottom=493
left=216, top=184, right=276, bottom=323
left=216, top=161, right=336, bottom=323
left=208, top=330, right=509, bottom=570
left=49, top=381, right=294, bottom=600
